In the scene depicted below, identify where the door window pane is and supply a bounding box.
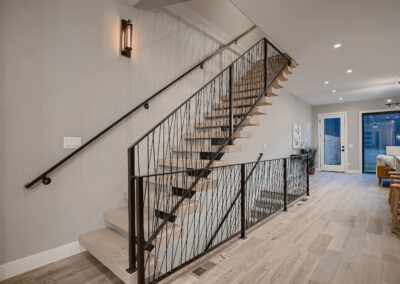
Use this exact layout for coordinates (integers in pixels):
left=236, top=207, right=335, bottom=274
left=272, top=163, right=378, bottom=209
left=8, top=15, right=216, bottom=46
left=324, top=118, right=341, bottom=165
left=363, top=112, right=400, bottom=173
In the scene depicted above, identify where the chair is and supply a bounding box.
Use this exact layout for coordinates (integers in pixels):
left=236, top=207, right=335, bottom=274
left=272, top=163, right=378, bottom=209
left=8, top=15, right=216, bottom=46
left=391, top=184, right=400, bottom=233
left=389, top=173, right=400, bottom=205
left=378, top=165, right=395, bottom=184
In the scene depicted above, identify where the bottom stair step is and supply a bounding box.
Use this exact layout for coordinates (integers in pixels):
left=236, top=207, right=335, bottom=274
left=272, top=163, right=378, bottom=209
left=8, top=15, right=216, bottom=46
left=79, top=228, right=160, bottom=284
left=104, top=207, right=183, bottom=245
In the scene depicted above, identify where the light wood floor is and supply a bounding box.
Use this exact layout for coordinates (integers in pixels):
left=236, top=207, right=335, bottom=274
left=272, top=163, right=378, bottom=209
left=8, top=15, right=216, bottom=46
left=3, top=172, right=400, bottom=284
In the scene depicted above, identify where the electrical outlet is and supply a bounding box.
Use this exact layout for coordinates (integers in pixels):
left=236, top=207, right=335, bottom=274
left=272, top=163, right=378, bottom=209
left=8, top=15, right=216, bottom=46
left=64, top=137, right=81, bottom=149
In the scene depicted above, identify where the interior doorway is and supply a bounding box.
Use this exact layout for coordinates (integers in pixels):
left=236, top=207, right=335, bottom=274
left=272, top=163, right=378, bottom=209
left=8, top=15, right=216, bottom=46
left=318, top=112, right=347, bottom=172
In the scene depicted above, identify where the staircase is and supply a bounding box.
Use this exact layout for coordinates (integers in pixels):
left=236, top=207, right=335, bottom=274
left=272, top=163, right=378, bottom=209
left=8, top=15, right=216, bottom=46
left=79, top=38, right=300, bottom=284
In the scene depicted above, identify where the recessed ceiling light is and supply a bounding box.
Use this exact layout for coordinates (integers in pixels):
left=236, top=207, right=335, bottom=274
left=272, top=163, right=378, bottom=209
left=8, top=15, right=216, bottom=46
left=332, top=89, right=337, bottom=93
left=347, top=69, right=353, bottom=73
left=324, top=81, right=329, bottom=85
left=334, top=43, right=342, bottom=49
left=339, top=97, right=344, bottom=101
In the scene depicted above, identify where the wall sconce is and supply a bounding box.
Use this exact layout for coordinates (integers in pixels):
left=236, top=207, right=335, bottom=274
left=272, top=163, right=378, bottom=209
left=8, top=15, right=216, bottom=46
left=121, top=19, right=133, bottom=58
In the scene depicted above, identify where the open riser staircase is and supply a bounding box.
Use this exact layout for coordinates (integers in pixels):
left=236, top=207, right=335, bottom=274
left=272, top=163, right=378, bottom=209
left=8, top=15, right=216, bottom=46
left=79, top=38, right=307, bottom=284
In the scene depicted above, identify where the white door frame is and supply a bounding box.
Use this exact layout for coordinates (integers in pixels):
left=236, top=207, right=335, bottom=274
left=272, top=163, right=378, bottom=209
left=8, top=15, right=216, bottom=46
left=318, top=111, right=348, bottom=172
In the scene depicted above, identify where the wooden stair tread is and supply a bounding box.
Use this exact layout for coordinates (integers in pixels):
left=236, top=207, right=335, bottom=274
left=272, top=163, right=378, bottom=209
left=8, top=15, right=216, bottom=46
left=172, top=144, right=242, bottom=153
left=104, top=207, right=183, bottom=242
left=205, top=106, right=266, bottom=118
left=184, top=130, right=251, bottom=140
left=196, top=117, right=260, bottom=128
left=272, top=82, right=283, bottom=89
left=146, top=174, right=217, bottom=191
left=221, top=92, right=277, bottom=101
left=214, top=96, right=273, bottom=109
left=233, top=86, right=265, bottom=94
left=235, top=78, right=265, bottom=86
left=123, top=190, right=199, bottom=217
left=79, top=228, right=158, bottom=284
left=158, top=158, right=230, bottom=169
left=283, top=66, right=293, bottom=74
left=278, top=74, right=288, bottom=81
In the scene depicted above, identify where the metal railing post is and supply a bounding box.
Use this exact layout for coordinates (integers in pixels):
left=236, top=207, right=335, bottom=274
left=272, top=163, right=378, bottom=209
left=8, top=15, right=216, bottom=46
left=136, top=177, right=145, bottom=284
left=228, top=66, right=234, bottom=145
left=306, top=155, right=310, bottom=196
left=241, top=164, right=246, bottom=239
left=283, top=158, right=287, bottom=211
left=126, top=149, right=136, bottom=273
left=264, top=38, right=268, bottom=94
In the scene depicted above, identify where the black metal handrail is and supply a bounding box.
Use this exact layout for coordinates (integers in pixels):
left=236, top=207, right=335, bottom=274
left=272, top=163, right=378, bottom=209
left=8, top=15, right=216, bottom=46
left=24, top=25, right=257, bottom=189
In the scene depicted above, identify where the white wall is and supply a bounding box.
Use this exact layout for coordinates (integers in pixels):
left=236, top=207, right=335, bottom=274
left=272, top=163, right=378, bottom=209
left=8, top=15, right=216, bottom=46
left=0, top=0, right=262, bottom=266
left=229, top=89, right=312, bottom=163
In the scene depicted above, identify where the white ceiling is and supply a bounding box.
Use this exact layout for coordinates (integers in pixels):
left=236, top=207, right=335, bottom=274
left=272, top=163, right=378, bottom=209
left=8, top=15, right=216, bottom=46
left=231, top=0, right=400, bottom=105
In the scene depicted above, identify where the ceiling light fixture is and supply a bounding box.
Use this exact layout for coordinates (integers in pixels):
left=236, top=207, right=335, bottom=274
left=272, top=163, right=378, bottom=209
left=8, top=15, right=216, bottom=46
left=324, top=81, right=329, bottom=85
left=339, top=97, right=344, bottom=101
left=332, top=89, right=337, bottom=93
left=333, top=43, right=341, bottom=49
left=346, top=69, right=353, bottom=73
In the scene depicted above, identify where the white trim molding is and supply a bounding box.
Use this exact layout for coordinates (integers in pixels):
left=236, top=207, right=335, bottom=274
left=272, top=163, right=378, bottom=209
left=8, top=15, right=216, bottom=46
left=0, top=241, right=86, bottom=281
left=318, top=111, right=348, bottom=173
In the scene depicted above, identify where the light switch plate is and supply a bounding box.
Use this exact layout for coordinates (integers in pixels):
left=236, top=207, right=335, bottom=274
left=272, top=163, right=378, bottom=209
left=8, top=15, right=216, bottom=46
left=263, top=143, right=268, bottom=149
left=349, top=144, right=353, bottom=148
left=64, top=137, right=82, bottom=149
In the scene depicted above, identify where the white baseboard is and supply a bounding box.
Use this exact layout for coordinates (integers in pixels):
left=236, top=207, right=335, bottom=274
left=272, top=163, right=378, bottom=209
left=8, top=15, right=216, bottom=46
left=316, top=168, right=361, bottom=174
left=0, top=241, right=86, bottom=281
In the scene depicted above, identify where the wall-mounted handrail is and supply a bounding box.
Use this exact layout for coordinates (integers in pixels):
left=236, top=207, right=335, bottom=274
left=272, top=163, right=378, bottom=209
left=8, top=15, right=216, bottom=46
left=24, top=25, right=258, bottom=188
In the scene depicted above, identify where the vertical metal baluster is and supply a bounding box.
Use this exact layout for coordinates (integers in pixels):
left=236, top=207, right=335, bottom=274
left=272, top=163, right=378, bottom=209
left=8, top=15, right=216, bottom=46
left=228, top=66, right=234, bottom=145
left=264, top=38, right=267, bottom=94
left=127, top=149, right=136, bottom=273
left=136, top=177, right=145, bottom=284
left=283, top=158, right=288, bottom=211
left=241, top=164, right=246, bottom=239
